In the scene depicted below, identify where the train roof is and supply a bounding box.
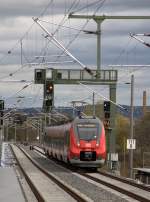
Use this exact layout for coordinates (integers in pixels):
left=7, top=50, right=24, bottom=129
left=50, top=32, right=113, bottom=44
left=74, top=116, right=101, bottom=124
left=45, top=116, right=102, bottom=128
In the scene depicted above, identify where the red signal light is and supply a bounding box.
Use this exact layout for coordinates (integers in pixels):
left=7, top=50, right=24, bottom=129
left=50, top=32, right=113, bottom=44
left=46, top=82, right=54, bottom=94
left=48, top=85, right=53, bottom=91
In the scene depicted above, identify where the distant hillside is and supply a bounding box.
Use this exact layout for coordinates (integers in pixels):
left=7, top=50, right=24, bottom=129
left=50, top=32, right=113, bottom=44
left=118, top=105, right=144, bottom=119
left=8, top=105, right=149, bottom=120
left=118, top=105, right=150, bottom=119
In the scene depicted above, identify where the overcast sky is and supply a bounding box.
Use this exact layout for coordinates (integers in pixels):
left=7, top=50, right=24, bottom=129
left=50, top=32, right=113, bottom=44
left=0, top=0, right=150, bottom=108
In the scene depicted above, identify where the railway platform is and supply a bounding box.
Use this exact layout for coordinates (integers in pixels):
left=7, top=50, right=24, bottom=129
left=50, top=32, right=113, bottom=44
left=0, top=167, right=25, bottom=202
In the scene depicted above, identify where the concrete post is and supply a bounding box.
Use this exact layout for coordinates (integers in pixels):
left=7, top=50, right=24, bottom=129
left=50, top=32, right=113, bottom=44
left=109, top=84, right=117, bottom=170
left=130, top=75, right=134, bottom=178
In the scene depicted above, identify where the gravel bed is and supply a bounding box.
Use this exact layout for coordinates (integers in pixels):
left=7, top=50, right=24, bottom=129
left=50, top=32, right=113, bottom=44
left=1, top=142, right=16, bottom=167
left=25, top=146, right=137, bottom=202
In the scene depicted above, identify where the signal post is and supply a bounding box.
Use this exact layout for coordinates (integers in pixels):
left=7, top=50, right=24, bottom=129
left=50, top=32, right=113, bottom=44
left=44, top=81, right=54, bottom=112
left=0, top=100, right=4, bottom=165
left=34, top=69, right=54, bottom=113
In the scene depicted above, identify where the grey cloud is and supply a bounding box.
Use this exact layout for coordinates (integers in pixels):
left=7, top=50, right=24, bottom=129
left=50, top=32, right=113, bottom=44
left=0, top=0, right=50, bottom=18
left=102, top=0, right=150, bottom=12
left=1, top=0, right=150, bottom=107
left=0, top=0, right=83, bottom=18
left=1, top=0, right=150, bottom=19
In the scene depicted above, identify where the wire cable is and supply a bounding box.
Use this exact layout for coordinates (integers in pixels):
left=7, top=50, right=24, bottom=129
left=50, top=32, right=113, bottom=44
left=54, top=0, right=106, bottom=65
left=71, top=0, right=104, bottom=14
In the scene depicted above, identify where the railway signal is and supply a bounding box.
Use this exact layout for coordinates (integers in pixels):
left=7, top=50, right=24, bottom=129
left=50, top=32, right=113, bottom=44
left=45, top=81, right=54, bottom=110
left=0, top=100, right=4, bottom=111
left=104, top=100, right=110, bottom=111
left=46, top=82, right=54, bottom=95
left=45, top=99, right=52, bottom=107
left=0, top=100, right=4, bottom=126
left=104, top=101, right=110, bottom=119
left=103, top=101, right=110, bottom=129
left=0, top=111, right=4, bottom=125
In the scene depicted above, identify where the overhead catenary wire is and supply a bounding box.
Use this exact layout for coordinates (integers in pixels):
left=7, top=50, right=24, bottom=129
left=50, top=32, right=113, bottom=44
left=110, top=33, right=150, bottom=85
left=0, top=0, right=106, bottom=81
left=0, top=55, right=39, bottom=80
left=33, top=1, right=81, bottom=66
left=20, top=0, right=82, bottom=70
left=4, top=82, right=43, bottom=109
left=97, top=34, right=150, bottom=92
left=37, top=19, right=94, bottom=33
left=34, top=18, right=99, bottom=77
left=78, top=81, right=127, bottom=111
left=56, top=0, right=106, bottom=49
left=70, top=0, right=105, bottom=14
left=43, top=0, right=82, bottom=47
left=52, top=0, right=107, bottom=74
left=54, top=0, right=106, bottom=56
left=0, top=8, right=134, bottom=108
left=0, top=1, right=56, bottom=81
left=5, top=82, right=33, bottom=101
left=130, top=32, right=150, bottom=48
left=33, top=17, right=87, bottom=68
left=0, top=1, right=86, bottom=104
left=92, top=0, right=107, bottom=14
left=1, top=0, right=150, bottom=109
left=0, top=0, right=54, bottom=66
left=0, top=30, right=63, bottom=80
left=29, top=3, right=150, bottom=109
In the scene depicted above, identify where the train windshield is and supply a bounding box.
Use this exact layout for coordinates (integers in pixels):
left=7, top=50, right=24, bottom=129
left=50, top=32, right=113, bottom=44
left=77, top=124, right=98, bottom=141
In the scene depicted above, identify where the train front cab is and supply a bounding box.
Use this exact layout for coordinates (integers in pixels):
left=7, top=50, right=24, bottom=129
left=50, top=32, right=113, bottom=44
left=68, top=117, right=106, bottom=168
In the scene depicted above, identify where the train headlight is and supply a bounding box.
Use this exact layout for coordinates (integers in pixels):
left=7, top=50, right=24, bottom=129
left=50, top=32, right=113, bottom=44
left=77, top=142, right=80, bottom=147
left=96, top=143, right=99, bottom=147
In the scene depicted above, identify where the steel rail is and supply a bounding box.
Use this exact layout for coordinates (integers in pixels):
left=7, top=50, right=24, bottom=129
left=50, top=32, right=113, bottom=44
left=80, top=172, right=150, bottom=202
left=32, top=145, right=150, bottom=192
left=98, top=170, right=150, bottom=192
left=10, top=144, right=45, bottom=202
left=14, top=145, right=90, bottom=202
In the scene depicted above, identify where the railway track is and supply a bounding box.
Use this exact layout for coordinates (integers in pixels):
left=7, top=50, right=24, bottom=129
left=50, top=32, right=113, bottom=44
left=97, top=170, right=150, bottom=192
left=11, top=144, right=92, bottom=202
left=78, top=172, right=150, bottom=202
left=32, top=145, right=150, bottom=202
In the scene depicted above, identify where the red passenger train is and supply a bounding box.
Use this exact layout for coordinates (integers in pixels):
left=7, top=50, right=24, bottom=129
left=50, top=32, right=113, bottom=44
left=43, top=116, right=106, bottom=168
